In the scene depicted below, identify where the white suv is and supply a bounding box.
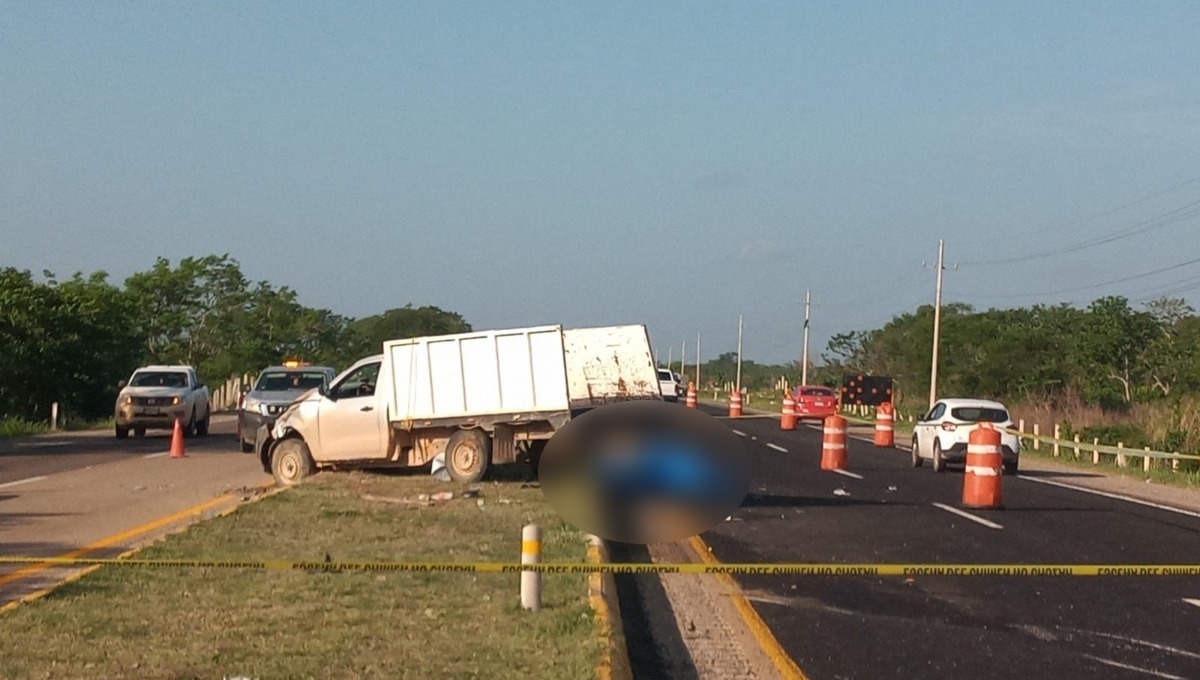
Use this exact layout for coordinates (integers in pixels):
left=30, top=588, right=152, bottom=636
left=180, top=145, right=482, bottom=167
left=912, top=398, right=1021, bottom=475
left=657, top=369, right=685, bottom=402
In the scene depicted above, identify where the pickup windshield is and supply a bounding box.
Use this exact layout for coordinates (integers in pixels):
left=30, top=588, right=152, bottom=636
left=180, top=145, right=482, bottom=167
left=130, top=371, right=189, bottom=388
left=256, top=371, right=327, bottom=392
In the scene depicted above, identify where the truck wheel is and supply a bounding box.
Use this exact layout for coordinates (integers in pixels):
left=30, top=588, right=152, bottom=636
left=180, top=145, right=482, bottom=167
left=240, top=439, right=255, bottom=453
left=116, top=425, right=129, bottom=439
left=196, top=411, right=210, bottom=436
left=271, top=438, right=315, bottom=487
left=184, top=408, right=197, bottom=438
left=446, top=429, right=492, bottom=484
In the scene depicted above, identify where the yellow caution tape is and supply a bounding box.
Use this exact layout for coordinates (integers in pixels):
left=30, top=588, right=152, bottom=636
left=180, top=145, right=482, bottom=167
left=0, top=557, right=1198, bottom=576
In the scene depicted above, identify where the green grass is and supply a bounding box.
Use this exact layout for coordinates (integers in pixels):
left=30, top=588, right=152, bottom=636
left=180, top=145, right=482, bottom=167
left=0, top=471, right=599, bottom=679
left=0, top=416, right=114, bottom=438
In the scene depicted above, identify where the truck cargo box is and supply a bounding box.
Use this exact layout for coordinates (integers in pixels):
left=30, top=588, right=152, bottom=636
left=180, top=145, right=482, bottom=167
left=384, top=325, right=571, bottom=424
left=562, top=325, right=662, bottom=409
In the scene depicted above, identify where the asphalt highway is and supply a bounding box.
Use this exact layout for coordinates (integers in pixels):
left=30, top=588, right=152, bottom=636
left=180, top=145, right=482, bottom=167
left=696, top=406, right=1200, bottom=680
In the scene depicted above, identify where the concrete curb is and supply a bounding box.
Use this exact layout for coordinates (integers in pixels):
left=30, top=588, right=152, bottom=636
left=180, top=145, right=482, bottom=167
left=0, top=480, right=282, bottom=614
left=587, top=535, right=632, bottom=680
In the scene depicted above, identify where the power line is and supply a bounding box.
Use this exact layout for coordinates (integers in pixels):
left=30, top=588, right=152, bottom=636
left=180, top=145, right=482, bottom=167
left=953, top=255, right=1200, bottom=300
left=957, top=197, right=1200, bottom=266
left=956, top=173, right=1200, bottom=248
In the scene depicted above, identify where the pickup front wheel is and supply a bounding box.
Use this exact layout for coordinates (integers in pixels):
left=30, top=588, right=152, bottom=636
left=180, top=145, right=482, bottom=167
left=195, top=410, right=210, bottom=436
left=446, top=429, right=492, bottom=484
left=271, top=438, right=315, bottom=487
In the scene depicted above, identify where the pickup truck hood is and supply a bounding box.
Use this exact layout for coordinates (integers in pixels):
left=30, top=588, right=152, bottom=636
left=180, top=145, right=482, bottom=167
left=121, top=387, right=189, bottom=398
left=246, top=388, right=313, bottom=406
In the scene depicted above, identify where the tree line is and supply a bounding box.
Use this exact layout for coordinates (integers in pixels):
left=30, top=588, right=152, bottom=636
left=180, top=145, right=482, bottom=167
left=0, top=255, right=471, bottom=422
left=814, top=295, right=1200, bottom=451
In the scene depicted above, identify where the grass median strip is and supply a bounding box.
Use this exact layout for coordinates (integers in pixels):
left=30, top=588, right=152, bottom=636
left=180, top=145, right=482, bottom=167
left=0, top=470, right=599, bottom=679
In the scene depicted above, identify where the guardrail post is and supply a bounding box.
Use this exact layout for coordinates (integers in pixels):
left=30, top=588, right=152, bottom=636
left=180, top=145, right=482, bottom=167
left=1143, top=447, right=1152, bottom=473
left=521, top=523, right=542, bottom=611
left=50, top=402, right=59, bottom=432
left=1053, top=424, right=1061, bottom=456
left=1173, top=454, right=1180, bottom=472
left=1073, top=433, right=1081, bottom=459
left=1092, top=438, right=1100, bottom=464
left=1116, top=442, right=1126, bottom=467
left=1033, top=424, right=1040, bottom=450
left=1018, top=419, right=1025, bottom=436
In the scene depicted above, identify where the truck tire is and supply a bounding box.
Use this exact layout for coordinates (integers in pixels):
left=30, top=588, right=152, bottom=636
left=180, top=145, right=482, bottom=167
left=196, top=410, right=210, bottom=436
left=446, top=429, right=492, bottom=484
left=116, top=425, right=129, bottom=439
left=184, top=408, right=197, bottom=438
left=271, top=438, right=315, bottom=487
left=240, top=438, right=255, bottom=453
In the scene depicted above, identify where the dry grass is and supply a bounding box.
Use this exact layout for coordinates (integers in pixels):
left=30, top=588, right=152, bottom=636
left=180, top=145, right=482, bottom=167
left=0, top=470, right=598, bottom=680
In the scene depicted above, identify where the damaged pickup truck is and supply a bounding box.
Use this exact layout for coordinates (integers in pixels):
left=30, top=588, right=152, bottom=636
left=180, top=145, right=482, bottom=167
left=256, top=324, right=662, bottom=487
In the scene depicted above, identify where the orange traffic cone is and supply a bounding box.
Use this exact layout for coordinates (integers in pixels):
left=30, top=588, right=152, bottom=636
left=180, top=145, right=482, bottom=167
left=780, top=395, right=797, bottom=430
left=962, top=424, right=1003, bottom=509
left=874, top=401, right=895, bottom=447
left=820, top=415, right=848, bottom=470
left=728, top=389, right=743, bottom=418
left=685, top=382, right=697, bottom=408
left=169, top=417, right=186, bottom=458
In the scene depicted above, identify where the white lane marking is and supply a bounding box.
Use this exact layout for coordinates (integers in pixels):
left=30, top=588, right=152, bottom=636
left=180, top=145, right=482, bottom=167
left=1018, top=476, right=1200, bottom=520
left=751, top=436, right=757, bottom=441
left=1081, top=654, right=1189, bottom=680
left=0, top=475, right=48, bottom=490
left=21, top=441, right=70, bottom=448
left=732, top=430, right=746, bottom=437
left=1078, top=630, right=1200, bottom=661
left=143, top=452, right=170, bottom=459
left=1184, top=598, right=1200, bottom=609
left=931, top=502, right=1004, bottom=529
left=832, top=469, right=863, bottom=480
left=766, top=443, right=788, bottom=453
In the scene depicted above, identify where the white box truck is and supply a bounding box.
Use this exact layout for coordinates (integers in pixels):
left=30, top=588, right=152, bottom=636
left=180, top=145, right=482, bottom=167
left=256, top=324, right=660, bottom=486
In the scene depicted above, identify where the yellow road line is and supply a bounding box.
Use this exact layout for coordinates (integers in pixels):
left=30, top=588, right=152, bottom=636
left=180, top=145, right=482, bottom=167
left=0, top=493, right=237, bottom=589
left=688, top=535, right=811, bottom=680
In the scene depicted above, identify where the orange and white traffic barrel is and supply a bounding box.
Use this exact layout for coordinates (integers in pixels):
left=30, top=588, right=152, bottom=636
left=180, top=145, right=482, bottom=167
left=874, top=401, right=895, bottom=447
left=962, top=424, right=1003, bottom=509
left=685, top=382, right=697, bottom=408
left=780, top=395, right=797, bottom=430
left=729, top=389, right=743, bottom=418
left=821, top=414, right=848, bottom=470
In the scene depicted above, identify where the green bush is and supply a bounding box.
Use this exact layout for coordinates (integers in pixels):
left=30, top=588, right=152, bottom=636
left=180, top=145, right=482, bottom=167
left=1078, top=423, right=1151, bottom=449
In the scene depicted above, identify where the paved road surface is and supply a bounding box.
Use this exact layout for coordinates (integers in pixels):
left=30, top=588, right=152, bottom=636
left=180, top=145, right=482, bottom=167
left=0, top=415, right=272, bottom=606
left=692, top=407, right=1200, bottom=680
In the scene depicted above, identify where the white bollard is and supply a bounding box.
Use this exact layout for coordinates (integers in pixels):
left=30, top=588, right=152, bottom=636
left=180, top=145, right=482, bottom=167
left=1144, top=447, right=1152, bottom=472
left=1053, top=424, right=1061, bottom=457
left=521, top=524, right=542, bottom=611
left=1033, top=423, right=1041, bottom=450
left=50, top=402, right=59, bottom=432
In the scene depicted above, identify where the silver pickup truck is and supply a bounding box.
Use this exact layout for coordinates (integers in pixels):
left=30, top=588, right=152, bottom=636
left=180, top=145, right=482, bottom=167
left=114, top=365, right=211, bottom=439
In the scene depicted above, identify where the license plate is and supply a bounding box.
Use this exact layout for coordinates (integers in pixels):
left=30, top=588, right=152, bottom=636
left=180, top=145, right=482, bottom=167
left=138, top=409, right=162, bottom=416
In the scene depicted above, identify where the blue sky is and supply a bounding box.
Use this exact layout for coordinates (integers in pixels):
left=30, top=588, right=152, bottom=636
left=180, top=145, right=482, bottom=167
left=3, top=2, right=1199, bottom=365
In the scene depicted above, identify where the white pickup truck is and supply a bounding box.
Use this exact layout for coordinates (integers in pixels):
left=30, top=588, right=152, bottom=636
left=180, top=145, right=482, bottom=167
left=256, top=324, right=661, bottom=486
left=115, top=365, right=211, bottom=439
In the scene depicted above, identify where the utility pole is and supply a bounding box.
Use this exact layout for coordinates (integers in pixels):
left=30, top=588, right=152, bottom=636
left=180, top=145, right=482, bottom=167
left=801, top=289, right=811, bottom=387
left=696, top=333, right=702, bottom=389
left=666, top=346, right=673, bottom=373
left=929, top=239, right=945, bottom=409
left=680, top=340, right=686, bottom=378
left=736, top=315, right=743, bottom=393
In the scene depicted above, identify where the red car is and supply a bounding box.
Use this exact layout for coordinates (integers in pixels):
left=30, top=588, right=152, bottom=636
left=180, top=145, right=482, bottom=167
left=791, top=385, right=837, bottom=420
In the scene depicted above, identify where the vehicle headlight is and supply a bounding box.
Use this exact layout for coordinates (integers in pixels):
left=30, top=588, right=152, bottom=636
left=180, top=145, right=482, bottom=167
left=171, top=396, right=181, bottom=405
left=122, top=395, right=132, bottom=405
left=258, top=403, right=271, bottom=416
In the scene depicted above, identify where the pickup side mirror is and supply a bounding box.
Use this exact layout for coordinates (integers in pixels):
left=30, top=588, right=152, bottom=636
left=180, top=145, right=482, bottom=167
left=319, top=382, right=333, bottom=399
